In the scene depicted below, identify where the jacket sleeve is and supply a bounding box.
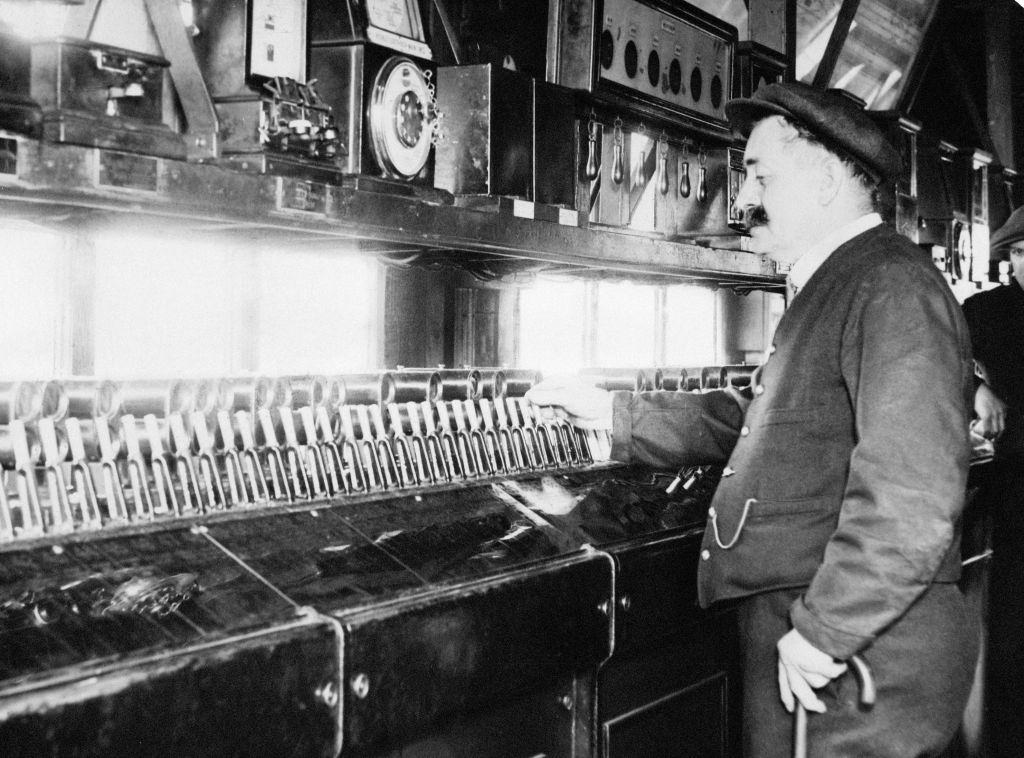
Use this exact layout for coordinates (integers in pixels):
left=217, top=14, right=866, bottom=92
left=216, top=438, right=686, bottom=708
left=610, top=389, right=744, bottom=469
left=962, top=294, right=995, bottom=371
left=790, top=262, right=972, bottom=659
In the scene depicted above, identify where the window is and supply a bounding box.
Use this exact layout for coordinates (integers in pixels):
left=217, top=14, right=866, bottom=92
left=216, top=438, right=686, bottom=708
left=94, top=232, right=234, bottom=377
left=517, top=278, right=720, bottom=373
left=795, top=0, right=941, bottom=110
left=516, top=278, right=587, bottom=373
left=92, top=234, right=380, bottom=377
left=593, top=281, right=657, bottom=366
left=0, top=222, right=66, bottom=375
left=665, top=284, right=717, bottom=366
left=254, top=248, right=378, bottom=373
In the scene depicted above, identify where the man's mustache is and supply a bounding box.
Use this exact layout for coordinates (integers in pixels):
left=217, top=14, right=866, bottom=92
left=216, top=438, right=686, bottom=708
left=736, top=206, right=769, bottom=230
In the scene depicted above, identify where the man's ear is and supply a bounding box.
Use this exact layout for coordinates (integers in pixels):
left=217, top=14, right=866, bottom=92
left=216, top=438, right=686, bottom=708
left=817, top=155, right=844, bottom=205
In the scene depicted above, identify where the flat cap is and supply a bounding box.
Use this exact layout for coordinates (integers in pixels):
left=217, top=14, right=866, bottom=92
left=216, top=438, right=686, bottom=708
left=990, top=205, right=1024, bottom=253
left=726, top=81, right=901, bottom=185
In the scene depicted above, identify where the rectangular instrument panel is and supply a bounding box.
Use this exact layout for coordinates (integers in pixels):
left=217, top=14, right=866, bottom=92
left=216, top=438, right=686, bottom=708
left=598, top=0, right=732, bottom=121
left=549, top=0, right=736, bottom=136
left=248, top=0, right=307, bottom=80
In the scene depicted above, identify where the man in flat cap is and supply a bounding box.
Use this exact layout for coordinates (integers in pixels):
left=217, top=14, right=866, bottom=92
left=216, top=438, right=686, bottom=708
left=962, top=205, right=1024, bottom=757
left=528, top=81, right=976, bottom=756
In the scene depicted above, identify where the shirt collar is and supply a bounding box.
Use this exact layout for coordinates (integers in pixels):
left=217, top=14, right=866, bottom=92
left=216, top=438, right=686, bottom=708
left=787, top=213, right=882, bottom=296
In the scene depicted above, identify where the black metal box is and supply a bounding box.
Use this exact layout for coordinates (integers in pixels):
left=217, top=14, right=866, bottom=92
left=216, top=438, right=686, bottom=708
left=434, top=64, right=577, bottom=207
left=435, top=64, right=535, bottom=199
left=0, top=32, right=40, bottom=137
left=30, top=38, right=184, bottom=159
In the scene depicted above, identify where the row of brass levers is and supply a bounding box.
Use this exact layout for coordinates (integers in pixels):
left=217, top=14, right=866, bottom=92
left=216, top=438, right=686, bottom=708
left=0, top=397, right=612, bottom=542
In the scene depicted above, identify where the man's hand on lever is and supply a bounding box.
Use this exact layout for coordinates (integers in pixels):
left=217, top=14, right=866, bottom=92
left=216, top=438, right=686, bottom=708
left=525, top=378, right=614, bottom=430
left=777, top=628, right=848, bottom=713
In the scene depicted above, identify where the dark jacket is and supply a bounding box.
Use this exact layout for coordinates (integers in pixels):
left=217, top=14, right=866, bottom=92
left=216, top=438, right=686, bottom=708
left=963, top=279, right=1024, bottom=459
left=611, top=224, right=973, bottom=659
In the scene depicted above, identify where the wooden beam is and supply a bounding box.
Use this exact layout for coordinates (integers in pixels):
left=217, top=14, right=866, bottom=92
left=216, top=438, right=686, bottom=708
left=812, top=0, right=862, bottom=90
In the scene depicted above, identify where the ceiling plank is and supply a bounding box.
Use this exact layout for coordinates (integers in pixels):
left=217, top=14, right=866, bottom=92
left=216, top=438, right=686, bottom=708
left=812, top=0, right=863, bottom=89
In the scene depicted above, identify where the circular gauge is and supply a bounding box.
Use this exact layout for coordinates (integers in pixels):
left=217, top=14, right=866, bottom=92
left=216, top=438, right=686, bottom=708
left=690, top=67, right=703, bottom=102
left=710, top=73, right=723, bottom=109
left=600, top=29, right=614, bottom=70
left=647, top=50, right=660, bottom=88
left=669, top=59, right=682, bottom=94
left=624, top=40, right=638, bottom=78
left=368, top=56, right=434, bottom=180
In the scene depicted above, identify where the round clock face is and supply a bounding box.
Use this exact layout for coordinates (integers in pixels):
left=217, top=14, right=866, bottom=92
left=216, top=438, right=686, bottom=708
left=367, top=0, right=408, bottom=34
left=368, top=56, right=434, bottom=180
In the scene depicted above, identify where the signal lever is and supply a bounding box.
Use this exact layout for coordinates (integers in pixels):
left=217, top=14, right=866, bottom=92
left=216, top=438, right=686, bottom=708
left=794, top=654, right=875, bottom=758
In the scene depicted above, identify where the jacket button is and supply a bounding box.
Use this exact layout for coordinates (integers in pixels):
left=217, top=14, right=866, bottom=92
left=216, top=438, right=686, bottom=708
left=700, top=549, right=711, bottom=561
left=722, top=466, right=735, bottom=477
left=769, top=345, right=777, bottom=354
left=740, top=426, right=750, bottom=436
left=754, top=384, right=765, bottom=395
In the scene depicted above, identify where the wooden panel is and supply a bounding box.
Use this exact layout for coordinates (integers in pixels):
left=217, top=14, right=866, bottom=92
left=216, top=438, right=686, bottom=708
left=599, top=623, right=741, bottom=758
left=384, top=267, right=448, bottom=368
left=604, top=673, right=728, bottom=758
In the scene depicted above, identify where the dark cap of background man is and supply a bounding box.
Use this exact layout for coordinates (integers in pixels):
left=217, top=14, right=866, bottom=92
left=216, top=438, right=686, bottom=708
left=725, top=81, right=902, bottom=186
left=990, top=205, right=1024, bottom=254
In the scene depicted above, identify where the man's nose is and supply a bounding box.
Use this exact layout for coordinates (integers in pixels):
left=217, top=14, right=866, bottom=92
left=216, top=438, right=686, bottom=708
left=731, top=181, right=757, bottom=228
left=732, top=176, right=757, bottom=216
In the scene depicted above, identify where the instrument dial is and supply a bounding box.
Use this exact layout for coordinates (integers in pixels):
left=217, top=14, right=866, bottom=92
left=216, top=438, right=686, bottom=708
left=647, top=50, right=660, bottom=88
left=710, top=74, right=722, bottom=109
left=368, top=56, right=434, bottom=180
left=396, top=90, right=424, bottom=148
left=669, top=58, right=682, bottom=94
left=624, top=40, right=638, bottom=78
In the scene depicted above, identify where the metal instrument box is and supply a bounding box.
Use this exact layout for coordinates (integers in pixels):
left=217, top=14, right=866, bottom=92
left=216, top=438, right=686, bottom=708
left=308, top=0, right=440, bottom=189
left=435, top=64, right=533, bottom=198
left=583, top=116, right=731, bottom=238
left=434, top=64, right=576, bottom=207
left=547, top=0, right=736, bottom=139
left=734, top=41, right=786, bottom=98
left=192, top=0, right=344, bottom=183
left=961, top=147, right=993, bottom=283
left=869, top=111, right=921, bottom=244
left=0, top=32, right=41, bottom=137
left=29, top=37, right=185, bottom=159
left=918, top=139, right=992, bottom=283
left=917, top=139, right=961, bottom=277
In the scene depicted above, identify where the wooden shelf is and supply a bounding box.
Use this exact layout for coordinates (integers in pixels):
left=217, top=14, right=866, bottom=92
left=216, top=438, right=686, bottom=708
left=0, top=136, right=781, bottom=286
